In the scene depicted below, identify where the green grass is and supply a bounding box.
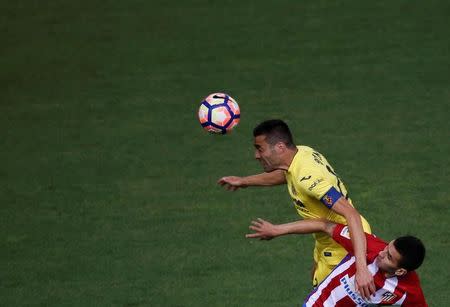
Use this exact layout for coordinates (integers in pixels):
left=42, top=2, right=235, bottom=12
left=1, top=0, right=449, bottom=305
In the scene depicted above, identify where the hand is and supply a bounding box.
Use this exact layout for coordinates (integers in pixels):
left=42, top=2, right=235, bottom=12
left=245, top=218, right=278, bottom=240
left=355, top=265, right=376, bottom=300
left=217, top=176, right=247, bottom=191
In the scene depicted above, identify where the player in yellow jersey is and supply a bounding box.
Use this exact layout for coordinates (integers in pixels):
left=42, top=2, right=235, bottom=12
left=218, top=119, right=376, bottom=299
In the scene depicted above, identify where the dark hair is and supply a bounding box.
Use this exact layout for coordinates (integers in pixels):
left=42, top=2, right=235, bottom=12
left=394, top=236, right=426, bottom=272
left=253, top=119, right=296, bottom=148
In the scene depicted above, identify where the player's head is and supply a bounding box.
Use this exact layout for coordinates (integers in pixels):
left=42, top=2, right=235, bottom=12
left=252, top=120, right=296, bottom=171
left=394, top=236, right=426, bottom=272
left=376, top=236, right=425, bottom=277
left=253, top=119, right=295, bottom=148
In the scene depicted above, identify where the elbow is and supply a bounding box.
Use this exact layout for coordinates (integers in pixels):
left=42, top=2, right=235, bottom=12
left=324, top=221, right=336, bottom=236
left=314, top=218, right=334, bottom=234
left=333, top=197, right=360, bottom=221
left=340, top=204, right=360, bottom=221
left=346, top=206, right=360, bottom=219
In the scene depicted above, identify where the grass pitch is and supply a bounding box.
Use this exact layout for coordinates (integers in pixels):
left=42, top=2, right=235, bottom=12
left=1, top=1, right=449, bottom=306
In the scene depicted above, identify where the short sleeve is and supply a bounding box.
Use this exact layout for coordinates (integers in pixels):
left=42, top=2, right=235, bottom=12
left=332, top=224, right=354, bottom=253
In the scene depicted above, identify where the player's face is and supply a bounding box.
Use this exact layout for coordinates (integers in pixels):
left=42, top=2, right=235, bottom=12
left=254, top=135, right=281, bottom=172
left=376, top=240, right=403, bottom=274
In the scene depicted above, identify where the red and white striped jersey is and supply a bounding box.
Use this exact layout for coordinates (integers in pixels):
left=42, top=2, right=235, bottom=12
left=303, top=224, right=427, bottom=307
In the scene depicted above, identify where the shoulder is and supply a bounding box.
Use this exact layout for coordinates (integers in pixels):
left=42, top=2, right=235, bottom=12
left=297, top=145, right=313, bottom=151
left=295, top=145, right=316, bottom=160
left=295, top=145, right=330, bottom=170
left=399, top=272, right=428, bottom=306
left=289, top=146, right=316, bottom=178
left=292, top=146, right=320, bottom=172
left=290, top=146, right=333, bottom=189
left=400, top=271, right=422, bottom=287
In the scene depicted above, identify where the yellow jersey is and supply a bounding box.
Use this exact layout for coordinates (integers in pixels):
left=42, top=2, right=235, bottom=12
left=286, top=146, right=371, bottom=267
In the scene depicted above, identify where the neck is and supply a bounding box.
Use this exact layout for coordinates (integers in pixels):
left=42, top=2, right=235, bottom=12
left=276, top=147, right=298, bottom=171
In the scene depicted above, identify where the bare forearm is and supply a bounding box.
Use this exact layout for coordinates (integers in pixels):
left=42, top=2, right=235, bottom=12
left=247, top=218, right=337, bottom=240
left=332, top=197, right=368, bottom=266
left=345, top=211, right=368, bottom=268
left=243, top=169, right=286, bottom=186
left=340, top=204, right=376, bottom=297
left=273, top=219, right=331, bottom=237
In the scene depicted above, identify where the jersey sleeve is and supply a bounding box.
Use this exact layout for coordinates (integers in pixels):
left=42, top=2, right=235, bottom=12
left=400, top=274, right=428, bottom=307
left=332, top=224, right=388, bottom=254
left=402, top=293, right=428, bottom=307
left=296, top=168, right=343, bottom=209
left=331, top=224, right=354, bottom=252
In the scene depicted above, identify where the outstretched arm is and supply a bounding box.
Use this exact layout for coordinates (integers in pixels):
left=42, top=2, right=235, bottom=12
left=332, top=197, right=375, bottom=300
left=218, top=169, right=286, bottom=191
left=246, top=218, right=336, bottom=240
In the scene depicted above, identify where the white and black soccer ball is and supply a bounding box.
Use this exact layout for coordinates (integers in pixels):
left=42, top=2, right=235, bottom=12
left=198, top=93, right=240, bottom=134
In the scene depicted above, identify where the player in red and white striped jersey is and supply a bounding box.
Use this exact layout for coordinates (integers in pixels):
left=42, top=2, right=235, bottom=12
left=246, top=218, right=427, bottom=306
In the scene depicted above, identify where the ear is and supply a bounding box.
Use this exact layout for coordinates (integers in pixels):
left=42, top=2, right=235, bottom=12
left=394, top=268, right=407, bottom=277
left=275, top=142, right=286, bottom=152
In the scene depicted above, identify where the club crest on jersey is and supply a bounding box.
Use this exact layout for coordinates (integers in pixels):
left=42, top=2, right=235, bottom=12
left=381, top=291, right=396, bottom=302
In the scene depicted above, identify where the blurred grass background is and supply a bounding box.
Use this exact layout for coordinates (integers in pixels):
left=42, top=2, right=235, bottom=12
left=1, top=0, right=449, bottom=305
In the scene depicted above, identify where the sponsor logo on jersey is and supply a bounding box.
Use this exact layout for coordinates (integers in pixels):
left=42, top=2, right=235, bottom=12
left=308, top=178, right=324, bottom=191
left=340, top=275, right=368, bottom=307
left=381, top=291, right=396, bottom=302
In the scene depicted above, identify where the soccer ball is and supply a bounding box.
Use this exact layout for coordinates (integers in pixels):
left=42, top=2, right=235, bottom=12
left=198, top=93, right=240, bottom=134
